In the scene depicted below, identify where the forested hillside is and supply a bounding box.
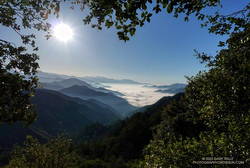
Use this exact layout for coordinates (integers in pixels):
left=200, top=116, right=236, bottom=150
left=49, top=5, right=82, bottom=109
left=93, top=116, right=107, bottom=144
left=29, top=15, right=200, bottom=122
left=75, top=93, right=205, bottom=167
left=0, top=89, right=120, bottom=149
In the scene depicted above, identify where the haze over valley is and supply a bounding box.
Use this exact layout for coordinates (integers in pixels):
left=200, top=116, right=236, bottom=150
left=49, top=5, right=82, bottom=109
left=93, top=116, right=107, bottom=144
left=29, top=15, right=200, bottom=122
left=38, top=71, right=186, bottom=107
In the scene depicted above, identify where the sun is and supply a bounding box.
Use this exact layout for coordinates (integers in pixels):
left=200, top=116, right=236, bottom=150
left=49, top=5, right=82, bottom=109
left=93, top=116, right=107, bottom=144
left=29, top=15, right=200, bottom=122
left=53, top=23, right=73, bottom=42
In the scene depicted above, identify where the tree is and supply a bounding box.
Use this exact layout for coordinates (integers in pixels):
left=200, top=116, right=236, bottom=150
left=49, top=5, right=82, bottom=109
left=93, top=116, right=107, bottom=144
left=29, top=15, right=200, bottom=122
left=142, top=4, right=250, bottom=168
left=7, top=135, right=79, bottom=168
left=77, top=0, right=221, bottom=40
left=0, top=0, right=61, bottom=124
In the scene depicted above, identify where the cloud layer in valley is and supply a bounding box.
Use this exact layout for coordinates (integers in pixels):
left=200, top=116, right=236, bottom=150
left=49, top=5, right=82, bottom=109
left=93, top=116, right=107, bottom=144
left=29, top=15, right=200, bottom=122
left=104, top=84, right=173, bottom=107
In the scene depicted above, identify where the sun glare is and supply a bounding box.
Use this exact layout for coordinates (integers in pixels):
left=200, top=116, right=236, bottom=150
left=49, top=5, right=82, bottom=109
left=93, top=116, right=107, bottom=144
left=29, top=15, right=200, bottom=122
left=53, top=23, right=73, bottom=42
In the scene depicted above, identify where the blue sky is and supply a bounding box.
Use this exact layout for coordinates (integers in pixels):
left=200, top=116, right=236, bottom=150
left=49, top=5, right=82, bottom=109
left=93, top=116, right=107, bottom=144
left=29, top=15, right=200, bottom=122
left=1, top=0, right=248, bottom=84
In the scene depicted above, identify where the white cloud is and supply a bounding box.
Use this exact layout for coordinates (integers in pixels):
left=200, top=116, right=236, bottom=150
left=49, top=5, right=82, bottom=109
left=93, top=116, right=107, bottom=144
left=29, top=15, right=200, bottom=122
left=104, top=83, right=173, bottom=107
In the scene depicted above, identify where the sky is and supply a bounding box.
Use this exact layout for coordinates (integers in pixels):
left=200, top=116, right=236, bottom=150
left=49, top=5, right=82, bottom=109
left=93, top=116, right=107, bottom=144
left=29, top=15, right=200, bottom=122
left=1, top=0, right=248, bottom=85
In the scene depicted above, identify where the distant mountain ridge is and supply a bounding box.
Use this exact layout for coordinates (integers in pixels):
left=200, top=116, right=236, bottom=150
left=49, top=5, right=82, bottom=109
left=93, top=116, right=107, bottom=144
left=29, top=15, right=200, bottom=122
left=40, top=78, right=124, bottom=97
left=60, top=85, right=137, bottom=117
left=39, top=77, right=137, bottom=117
left=33, top=89, right=120, bottom=125
left=37, top=71, right=73, bottom=83
left=40, top=78, right=94, bottom=91
left=60, top=85, right=109, bottom=97
left=80, top=76, right=141, bottom=84
left=147, top=83, right=187, bottom=94
left=37, top=71, right=141, bottom=84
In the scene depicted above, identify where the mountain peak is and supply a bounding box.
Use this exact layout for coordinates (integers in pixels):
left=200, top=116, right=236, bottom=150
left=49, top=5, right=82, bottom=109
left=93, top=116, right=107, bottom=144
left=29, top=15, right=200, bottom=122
left=60, top=85, right=108, bottom=97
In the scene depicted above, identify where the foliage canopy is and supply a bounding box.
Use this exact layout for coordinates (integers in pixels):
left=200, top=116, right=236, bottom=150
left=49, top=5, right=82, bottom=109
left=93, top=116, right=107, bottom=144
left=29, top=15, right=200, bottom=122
left=7, top=135, right=79, bottom=168
left=142, top=4, right=250, bottom=168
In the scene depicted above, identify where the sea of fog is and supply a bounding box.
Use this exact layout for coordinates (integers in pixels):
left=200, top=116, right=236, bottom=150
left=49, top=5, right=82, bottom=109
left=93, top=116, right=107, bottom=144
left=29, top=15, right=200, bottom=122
left=103, top=83, right=173, bottom=107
